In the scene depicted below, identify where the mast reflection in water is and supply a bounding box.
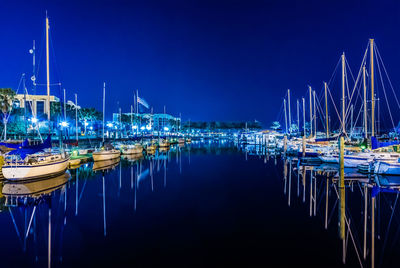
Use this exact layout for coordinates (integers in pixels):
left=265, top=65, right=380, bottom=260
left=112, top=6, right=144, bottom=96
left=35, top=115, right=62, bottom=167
left=1, top=141, right=400, bottom=267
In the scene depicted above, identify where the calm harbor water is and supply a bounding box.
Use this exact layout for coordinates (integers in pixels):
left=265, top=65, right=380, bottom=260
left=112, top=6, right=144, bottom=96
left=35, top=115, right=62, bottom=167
left=1, top=141, right=400, bottom=267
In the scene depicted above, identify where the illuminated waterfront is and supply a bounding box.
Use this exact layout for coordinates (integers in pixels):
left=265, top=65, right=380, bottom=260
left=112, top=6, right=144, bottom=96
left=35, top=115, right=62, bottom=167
left=0, top=141, right=399, bottom=267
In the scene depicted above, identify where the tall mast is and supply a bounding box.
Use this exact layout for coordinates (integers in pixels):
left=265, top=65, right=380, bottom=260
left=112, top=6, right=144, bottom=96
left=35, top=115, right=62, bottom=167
left=296, top=99, right=300, bottom=132
left=309, top=86, right=312, bottom=137
left=31, top=40, right=36, bottom=95
left=284, top=99, right=288, bottom=134
left=75, top=94, right=78, bottom=142
left=288, top=89, right=291, bottom=132
left=302, top=98, right=306, bottom=134
left=46, top=13, right=51, bottom=121
left=363, top=65, right=367, bottom=138
left=130, top=105, right=133, bottom=130
left=164, top=105, right=166, bottom=133
left=341, top=53, right=346, bottom=135
left=63, top=88, right=66, bottom=121
left=313, top=90, right=316, bottom=137
left=119, top=107, right=122, bottom=138
left=370, top=39, right=375, bottom=137
left=102, top=82, right=105, bottom=143
left=350, top=105, right=354, bottom=137
left=324, top=82, right=329, bottom=138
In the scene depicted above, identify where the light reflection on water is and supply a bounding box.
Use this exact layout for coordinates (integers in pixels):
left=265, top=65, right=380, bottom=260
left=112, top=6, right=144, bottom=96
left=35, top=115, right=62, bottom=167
left=0, top=141, right=399, bottom=267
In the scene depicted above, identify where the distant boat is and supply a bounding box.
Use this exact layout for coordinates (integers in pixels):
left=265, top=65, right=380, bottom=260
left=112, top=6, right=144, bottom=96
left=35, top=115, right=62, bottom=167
left=118, top=143, right=143, bottom=155
left=158, top=139, right=170, bottom=148
left=92, top=143, right=121, bottom=161
left=93, top=82, right=121, bottom=162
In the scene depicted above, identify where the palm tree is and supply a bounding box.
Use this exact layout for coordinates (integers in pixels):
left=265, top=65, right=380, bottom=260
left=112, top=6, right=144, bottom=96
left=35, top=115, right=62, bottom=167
left=0, top=88, right=16, bottom=140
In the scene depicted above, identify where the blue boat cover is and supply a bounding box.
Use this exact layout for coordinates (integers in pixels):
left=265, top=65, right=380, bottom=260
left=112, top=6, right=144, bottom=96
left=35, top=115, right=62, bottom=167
left=7, top=135, right=52, bottom=159
left=371, top=136, right=400, bottom=150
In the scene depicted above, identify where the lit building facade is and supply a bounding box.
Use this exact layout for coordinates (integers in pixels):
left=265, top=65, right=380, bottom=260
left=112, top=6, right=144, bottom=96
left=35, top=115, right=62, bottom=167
left=14, top=94, right=59, bottom=117
left=113, top=112, right=181, bottom=132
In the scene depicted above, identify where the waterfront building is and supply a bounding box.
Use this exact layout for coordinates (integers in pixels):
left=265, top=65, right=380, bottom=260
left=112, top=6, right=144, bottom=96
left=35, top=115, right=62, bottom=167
left=14, top=94, right=59, bottom=118
left=113, top=112, right=181, bottom=132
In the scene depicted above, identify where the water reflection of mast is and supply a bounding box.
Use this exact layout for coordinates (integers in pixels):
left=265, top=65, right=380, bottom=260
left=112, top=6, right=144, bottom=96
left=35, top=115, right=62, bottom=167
left=75, top=168, right=79, bottom=216
left=48, top=199, right=52, bottom=268
left=363, top=184, right=368, bottom=260
left=164, top=153, right=167, bottom=188
left=179, top=146, right=182, bottom=174
left=371, top=194, right=375, bottom=268
left=102, top=172, right=106, bottom=236
left=325, top=178, right=329, bottom=229
left=150, top=157, right=154, bottom=192
left=288, top=161, right=291, bottom=206
left=283, top=159, right=287, bottom=195
left=119, top=161, right=122, bottom=194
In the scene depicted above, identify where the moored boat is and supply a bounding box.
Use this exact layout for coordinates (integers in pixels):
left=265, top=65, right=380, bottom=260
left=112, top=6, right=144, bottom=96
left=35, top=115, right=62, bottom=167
left=3, top=152, right=69, bottom=181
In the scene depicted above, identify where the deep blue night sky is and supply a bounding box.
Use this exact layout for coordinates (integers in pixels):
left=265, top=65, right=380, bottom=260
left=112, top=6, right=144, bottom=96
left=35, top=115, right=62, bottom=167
left=0, top=0, right=400, bottom=126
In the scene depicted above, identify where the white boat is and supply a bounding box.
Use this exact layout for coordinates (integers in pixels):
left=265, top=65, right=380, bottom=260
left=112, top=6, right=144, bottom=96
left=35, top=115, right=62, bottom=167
left=158, top=139, right=170, bottom=147
left=93, top=83, right=121, bottom=162
left=2, top=152, right=69, bottom=181
left=119, top=144, right=143, bottom=155
left=93, top=148, right=121, bottom=161
left=319, top=152, right=400, bottom=168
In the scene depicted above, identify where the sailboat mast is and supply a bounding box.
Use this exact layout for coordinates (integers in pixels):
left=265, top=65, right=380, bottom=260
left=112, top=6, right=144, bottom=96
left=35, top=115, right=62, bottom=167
left=75, top=94, right=78, bottom=142
left=102, top=82, right=105, bottom=143
left=302, top=98, right=306, bottom=134
left=297, top=99, right=300, bottom=132
left=130, top=105, right=133, bottom=130
left=288, top=89, right=291, bottom=132
left=363, top=65, right=367, bottom=138
left=313, top=90, right=316, bottom=137
left=32, top=40, right=36, bottom=94
left=350, top=104, right=354, bottom=136
left=46, top=14, right=51, bottom=121
left=341, top=53, right=346, bottom=135
left=309, top=86, right=312, bottom=137
left=324, top=82, right=329, bottom=138
left=370, top=39, right=375, bottom=137
left=284, top=99, right=288, bottom=134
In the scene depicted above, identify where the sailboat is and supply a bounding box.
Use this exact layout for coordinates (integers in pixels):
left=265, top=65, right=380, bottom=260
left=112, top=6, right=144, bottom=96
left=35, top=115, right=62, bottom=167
left=1, top=15, right=69, bottom=181
left=2, top=135, right=69, bottom=181
left=92, top=82, right=121, bottom=162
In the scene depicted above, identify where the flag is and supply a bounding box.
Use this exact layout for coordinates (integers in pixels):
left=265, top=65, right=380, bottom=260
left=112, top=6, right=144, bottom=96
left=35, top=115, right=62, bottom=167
left=137, top=96, right=149, bottom=109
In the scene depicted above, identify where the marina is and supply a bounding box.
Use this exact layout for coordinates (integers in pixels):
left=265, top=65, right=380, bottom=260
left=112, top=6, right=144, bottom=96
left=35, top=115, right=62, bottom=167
left=2, top=1, right=400, bottom=267
left=1, top=140, right=400, bottom=267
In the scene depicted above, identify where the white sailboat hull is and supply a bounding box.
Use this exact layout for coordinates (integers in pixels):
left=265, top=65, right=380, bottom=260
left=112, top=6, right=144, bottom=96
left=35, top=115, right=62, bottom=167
left=92, top=150, right=121, bottom=162
left=2, top=158, right=69, bottom=181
